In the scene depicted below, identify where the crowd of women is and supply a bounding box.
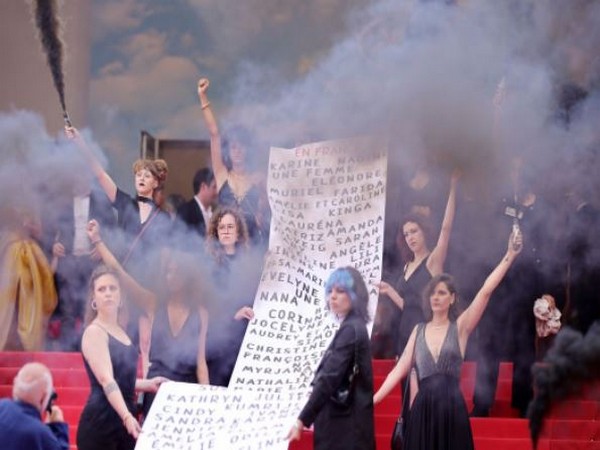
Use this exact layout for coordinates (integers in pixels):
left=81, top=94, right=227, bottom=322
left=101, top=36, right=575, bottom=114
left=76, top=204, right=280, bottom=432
left=68, top=78, right=270, bottom=450
left=0, top=75, right=270, bottom=449
left=0, top=62, right=597, bottom=450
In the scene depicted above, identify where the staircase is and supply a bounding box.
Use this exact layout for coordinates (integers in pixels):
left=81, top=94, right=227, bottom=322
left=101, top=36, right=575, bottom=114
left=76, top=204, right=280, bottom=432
left=1, top=352, right=598, bottom=450
left=290, top=359, right=600, bottom=450
left=0, top=352, right=87, bottom=450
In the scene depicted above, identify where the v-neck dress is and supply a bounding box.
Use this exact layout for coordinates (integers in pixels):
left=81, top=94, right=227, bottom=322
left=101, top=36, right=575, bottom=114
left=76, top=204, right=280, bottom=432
left=394, top=256, right=432, bottom=355
left=404, top=322, right=474, bottom=450
left=142, top=303, right=202, bottom=415
left=148, top=303, right=201, bottom=382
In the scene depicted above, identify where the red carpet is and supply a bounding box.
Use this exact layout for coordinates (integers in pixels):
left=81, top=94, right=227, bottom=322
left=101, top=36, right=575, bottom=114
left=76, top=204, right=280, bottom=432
left=1, top=352, right=598, bottom=450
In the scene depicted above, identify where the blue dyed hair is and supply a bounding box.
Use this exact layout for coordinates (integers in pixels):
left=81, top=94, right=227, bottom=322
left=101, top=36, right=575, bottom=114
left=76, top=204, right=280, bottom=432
left=324, top=267, right=370, bottom=322
left=325, top=268, right=358, bottom=306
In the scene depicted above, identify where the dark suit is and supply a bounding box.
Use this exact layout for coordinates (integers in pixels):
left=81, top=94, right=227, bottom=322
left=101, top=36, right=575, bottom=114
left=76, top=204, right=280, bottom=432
left=299, top=312, right=376, bottom=450
left=177, top=198, right=208, bottom=237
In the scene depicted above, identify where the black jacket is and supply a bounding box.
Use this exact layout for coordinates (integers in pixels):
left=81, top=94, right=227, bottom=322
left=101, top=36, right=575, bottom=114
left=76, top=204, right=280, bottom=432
left=299, top=312, right=376, bottom=450
left=176, top=198, right=208, bottom=237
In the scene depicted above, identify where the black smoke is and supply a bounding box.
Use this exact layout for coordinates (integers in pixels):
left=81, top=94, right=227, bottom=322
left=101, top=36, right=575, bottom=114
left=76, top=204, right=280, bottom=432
left=528, top=322, right=600, bottom=447
left=32, top=0, right=71, bottom=125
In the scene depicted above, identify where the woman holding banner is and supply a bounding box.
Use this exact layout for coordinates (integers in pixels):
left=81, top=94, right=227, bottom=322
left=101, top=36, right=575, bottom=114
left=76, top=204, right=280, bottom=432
left=288, top=267, right=375, bottom=450
left=373, top=231, right=522, bottom=450
left=77, top=265, right=166, bottom=450
left=204, top=207, right=261, bottom=386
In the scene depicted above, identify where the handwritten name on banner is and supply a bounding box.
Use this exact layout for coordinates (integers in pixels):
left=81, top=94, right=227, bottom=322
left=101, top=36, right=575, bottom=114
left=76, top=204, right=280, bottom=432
left=136, top=137, right=387, bottom=450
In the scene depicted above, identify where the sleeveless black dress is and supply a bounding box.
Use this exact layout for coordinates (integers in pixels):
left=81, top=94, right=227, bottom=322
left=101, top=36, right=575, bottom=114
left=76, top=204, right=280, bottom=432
left=77, top=333, right=138, bottom=450
left=404, top=322, right=474, bottom=450
left=142, top=304, right=202, bottom=415
left=218, top=181, right=268, bottom=246
left=394, top=257, right=432, bottom=355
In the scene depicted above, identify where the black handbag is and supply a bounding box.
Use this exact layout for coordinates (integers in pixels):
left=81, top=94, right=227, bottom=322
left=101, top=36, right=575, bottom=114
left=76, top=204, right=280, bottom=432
left=330, top=325, right=359, bottom=408
left=392, top=338, right=417, bottom=450
left=390, top=375, right=409, bottom=450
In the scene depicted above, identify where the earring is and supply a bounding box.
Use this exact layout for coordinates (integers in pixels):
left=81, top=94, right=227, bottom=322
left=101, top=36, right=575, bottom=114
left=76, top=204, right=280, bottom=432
left=91, top=300, right=98, bottom=311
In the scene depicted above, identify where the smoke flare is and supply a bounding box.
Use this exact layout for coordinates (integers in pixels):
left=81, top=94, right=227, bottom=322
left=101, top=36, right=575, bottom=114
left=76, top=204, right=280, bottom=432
left=32, top=0, right=71, bottom=126
left=528, top=322, right=600, bottom=447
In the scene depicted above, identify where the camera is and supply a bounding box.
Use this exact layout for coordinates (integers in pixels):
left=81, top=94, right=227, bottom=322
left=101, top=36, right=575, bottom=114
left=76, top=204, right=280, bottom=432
left=46, top=390, right=58, bottom=414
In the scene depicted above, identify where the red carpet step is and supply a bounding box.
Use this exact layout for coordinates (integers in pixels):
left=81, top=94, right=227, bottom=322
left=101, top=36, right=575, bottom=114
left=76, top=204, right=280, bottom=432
left=1, top=352, right=598, bottom=450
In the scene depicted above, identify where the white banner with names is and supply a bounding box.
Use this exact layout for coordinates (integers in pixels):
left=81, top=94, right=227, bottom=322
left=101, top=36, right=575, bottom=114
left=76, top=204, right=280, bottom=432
left=136, top=136, right=387, bottom=450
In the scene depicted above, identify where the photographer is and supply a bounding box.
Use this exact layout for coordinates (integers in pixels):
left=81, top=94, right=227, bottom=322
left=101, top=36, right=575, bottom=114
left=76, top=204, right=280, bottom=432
left=0, top=362, right=69, bottom=450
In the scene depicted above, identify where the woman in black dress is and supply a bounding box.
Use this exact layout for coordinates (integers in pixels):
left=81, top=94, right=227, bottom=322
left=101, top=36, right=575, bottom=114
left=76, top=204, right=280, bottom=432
left=204, top=207, right=261, bottom=386
left=378, top=169, right=460, bottom=356
left=66, top=126, right=172, bottom=371
left=374, top=231, right=522, bottom=450
left=288, top=267, right=375, bottom=450
left=86, top=220, right=210, bottom=416
left=65, top=126, right=171, bottom=284
left=77, top=265, right=166, bottom=450
left=197, top=78, right=269, bottom=247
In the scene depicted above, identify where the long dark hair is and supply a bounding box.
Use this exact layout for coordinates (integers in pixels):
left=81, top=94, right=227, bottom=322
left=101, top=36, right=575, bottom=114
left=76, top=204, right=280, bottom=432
left=324, top=266, right=371, bottom=322
left=421, top=273, right=462, bottom=322
left=221, top=124, right=257, bottom=171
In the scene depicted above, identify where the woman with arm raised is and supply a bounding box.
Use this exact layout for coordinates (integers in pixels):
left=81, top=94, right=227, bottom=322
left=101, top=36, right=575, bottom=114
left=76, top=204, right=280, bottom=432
left=197, top=79, right=269, bottom=247
left=374, top=230, right=522, bottom=450
left=378, top=169, right=460, bottom=356
left=86, top=220, right=210, bottom=416
left=76, top=265, right=166, bottom=450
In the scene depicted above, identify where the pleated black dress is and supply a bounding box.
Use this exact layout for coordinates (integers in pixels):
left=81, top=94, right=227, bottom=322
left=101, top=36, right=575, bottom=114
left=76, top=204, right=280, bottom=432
left=404, top=322, right=474, bottom=450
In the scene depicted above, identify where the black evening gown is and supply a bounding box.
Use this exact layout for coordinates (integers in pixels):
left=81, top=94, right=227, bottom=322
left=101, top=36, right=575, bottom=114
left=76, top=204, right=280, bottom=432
left=404, top=322, right=474, bottom=450
left=77, top=333, right=138, bottom=450
left=218, top=181, right=268, bottom=246
left=142, top=303, right=202, bottom=415
left=394, top=257, right=432, bottom=355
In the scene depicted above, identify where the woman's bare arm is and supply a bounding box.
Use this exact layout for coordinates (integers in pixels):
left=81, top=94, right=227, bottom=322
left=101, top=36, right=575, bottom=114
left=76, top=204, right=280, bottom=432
left=87, top=220, right=157, bottom=315
left=428, top=169, right=460, bottom=276
left=196, top=306, right=210, bottom=384
left=458, top=231, right=522, bottom=342
left=373, top=326, right=417, bottom=404
left=197, top=78, right=228, bottom=190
